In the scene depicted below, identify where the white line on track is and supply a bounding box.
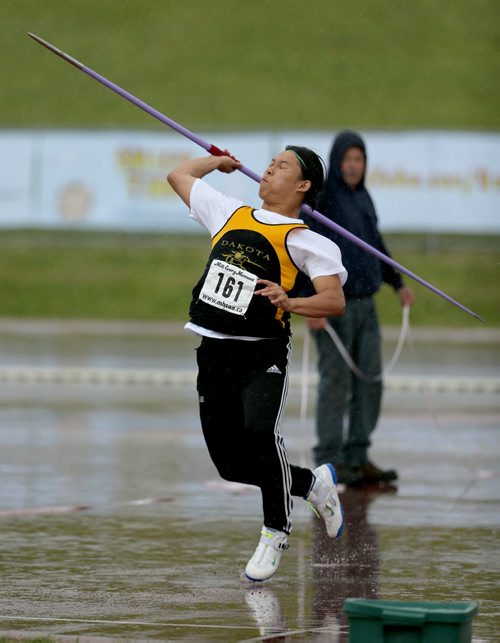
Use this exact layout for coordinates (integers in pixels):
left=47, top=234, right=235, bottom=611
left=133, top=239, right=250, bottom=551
left=0, top=365, right=499, bottom=393
left=0, top=615, right=340, bottom=640
left=240, top=627, right=342, bottom=642
left=0, top=615, right=254, bottom=630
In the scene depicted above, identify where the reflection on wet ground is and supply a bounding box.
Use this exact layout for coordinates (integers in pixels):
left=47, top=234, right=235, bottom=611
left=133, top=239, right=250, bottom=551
left=0, top=324, right=498, bottom=641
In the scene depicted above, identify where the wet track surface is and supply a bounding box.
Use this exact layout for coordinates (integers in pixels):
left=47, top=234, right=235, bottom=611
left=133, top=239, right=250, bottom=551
left=0, top=322, right=498, bottom=641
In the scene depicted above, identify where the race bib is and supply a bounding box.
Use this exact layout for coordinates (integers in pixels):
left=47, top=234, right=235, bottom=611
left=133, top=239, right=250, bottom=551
left=199, top=259, right=258, bottom=316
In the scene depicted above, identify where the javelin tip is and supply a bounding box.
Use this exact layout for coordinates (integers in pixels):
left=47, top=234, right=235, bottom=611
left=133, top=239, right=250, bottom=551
left=28, top=32, right=54, bottom=49
left=27, top=32, right=84, bottom=70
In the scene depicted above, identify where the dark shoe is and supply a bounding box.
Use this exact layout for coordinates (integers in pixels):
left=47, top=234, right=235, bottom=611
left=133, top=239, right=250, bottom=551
left=359, top=460, right=398, bottom=483
left=334, top=464, right=365, bottom=486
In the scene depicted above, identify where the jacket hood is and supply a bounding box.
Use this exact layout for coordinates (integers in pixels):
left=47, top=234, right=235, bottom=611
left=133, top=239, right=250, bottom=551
left=328, top=130, right=367, bottom=187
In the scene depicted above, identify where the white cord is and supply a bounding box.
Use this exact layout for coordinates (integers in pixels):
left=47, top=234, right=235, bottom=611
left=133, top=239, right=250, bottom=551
left=323, top=304, right=410, bottom=382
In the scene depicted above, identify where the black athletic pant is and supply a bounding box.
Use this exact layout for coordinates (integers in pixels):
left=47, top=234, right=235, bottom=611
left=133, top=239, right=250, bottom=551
left=196, top=336, right=314, bottom=534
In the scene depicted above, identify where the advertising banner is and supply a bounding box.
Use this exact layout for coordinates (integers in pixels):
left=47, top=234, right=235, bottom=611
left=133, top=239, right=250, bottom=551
left=0, top=129, right=498, bottom=233
left=0, top=132, right=36, bottom=225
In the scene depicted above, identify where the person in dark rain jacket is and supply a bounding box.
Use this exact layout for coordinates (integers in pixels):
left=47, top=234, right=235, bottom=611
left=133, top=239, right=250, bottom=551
left=304, top=130, right=415, bottom=486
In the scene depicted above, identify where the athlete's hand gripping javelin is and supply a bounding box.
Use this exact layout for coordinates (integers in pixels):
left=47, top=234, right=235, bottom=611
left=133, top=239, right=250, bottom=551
left=167, top=154, right=242, bottom=208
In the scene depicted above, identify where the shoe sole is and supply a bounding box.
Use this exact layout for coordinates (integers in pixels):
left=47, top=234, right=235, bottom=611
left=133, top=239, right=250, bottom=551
left=243, top=573, right=266, bottom=582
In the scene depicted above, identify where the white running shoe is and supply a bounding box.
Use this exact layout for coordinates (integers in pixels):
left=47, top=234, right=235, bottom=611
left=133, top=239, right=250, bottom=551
left=244, top=526, right=289, bottom=582
left=307, top=463, right=344, bottom=538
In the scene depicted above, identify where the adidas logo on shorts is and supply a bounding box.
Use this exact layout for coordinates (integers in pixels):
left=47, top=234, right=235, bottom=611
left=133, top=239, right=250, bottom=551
left=266, top=365, right=282, bottom=375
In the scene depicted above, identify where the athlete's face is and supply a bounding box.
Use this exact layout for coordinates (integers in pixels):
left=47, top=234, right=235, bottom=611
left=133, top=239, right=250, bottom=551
left=341, top=146, right=365, bottom=190
left=259, top=150, right=309, bottom=205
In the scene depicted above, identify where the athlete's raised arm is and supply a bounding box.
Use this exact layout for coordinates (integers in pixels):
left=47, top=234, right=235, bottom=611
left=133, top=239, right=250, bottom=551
left=167, top=155, right=241, bottom=207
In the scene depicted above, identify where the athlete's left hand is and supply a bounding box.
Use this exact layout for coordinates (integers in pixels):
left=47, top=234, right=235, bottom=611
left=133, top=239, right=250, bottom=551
left=256, top=279, right=291, bottom=311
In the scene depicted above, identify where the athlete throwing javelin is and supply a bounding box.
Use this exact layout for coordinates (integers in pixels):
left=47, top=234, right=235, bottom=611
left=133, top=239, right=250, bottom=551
left=167, top=146, right=347, bottom=581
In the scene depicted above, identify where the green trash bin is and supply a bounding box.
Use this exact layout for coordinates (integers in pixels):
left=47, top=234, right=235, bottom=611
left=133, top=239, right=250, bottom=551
left=344, top=598, right=479, bottom=643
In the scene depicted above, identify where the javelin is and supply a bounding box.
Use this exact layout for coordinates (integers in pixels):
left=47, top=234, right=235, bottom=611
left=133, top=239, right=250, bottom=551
left=27, top=32, right=482, bottom=321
